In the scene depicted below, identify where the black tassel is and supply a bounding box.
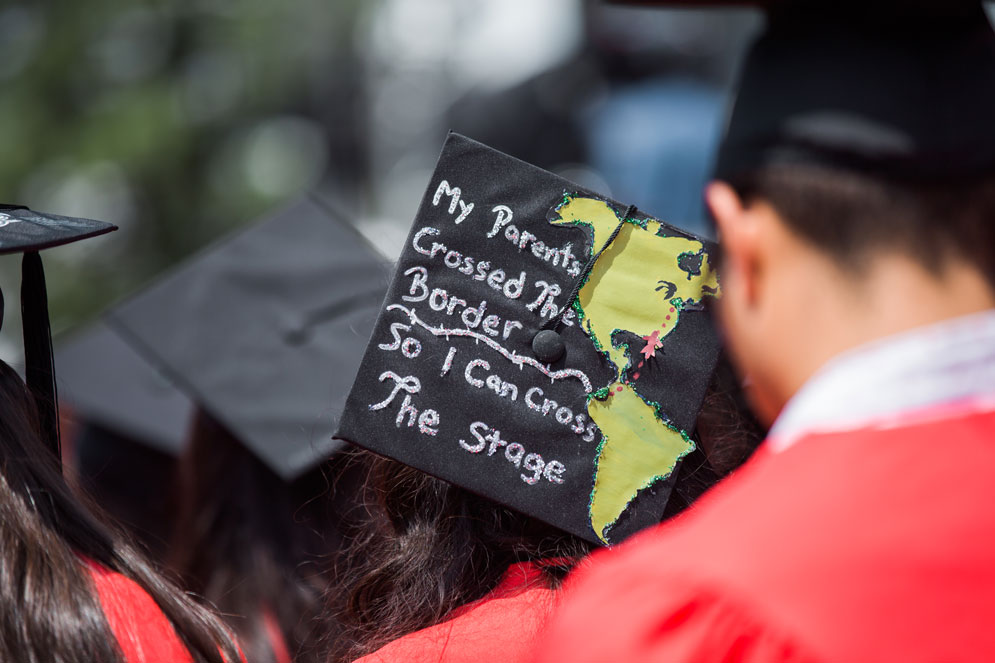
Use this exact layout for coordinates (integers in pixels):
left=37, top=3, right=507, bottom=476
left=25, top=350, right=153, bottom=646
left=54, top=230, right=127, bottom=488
left=21, top=251, right=61, bottom=467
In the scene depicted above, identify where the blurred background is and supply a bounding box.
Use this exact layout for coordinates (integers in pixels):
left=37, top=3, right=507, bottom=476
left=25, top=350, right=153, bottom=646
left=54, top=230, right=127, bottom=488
left=6, top=3, right=995, bottom=660
left=0, top=0, right=764, bottom=361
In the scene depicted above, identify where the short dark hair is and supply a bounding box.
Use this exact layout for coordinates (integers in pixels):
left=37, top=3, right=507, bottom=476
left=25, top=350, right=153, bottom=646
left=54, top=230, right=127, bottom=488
left=730, top=165, right=995, bottom=288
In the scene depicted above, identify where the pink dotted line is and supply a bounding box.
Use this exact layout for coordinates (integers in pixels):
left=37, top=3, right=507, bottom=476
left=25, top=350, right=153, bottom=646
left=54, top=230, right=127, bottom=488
left=611, top=306, right=678, bottom=394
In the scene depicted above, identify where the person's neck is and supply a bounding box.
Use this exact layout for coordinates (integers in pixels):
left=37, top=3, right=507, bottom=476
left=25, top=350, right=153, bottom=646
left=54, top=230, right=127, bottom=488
left=778, top=255, right=995, bottom=416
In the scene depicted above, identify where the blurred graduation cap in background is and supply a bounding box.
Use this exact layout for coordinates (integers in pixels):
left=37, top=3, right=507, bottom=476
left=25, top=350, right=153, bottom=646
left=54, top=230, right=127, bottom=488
left=57, top=321, right=193, bottom=457
left=0, top=205, right=115, bottom=464
left=56, top=194, right=389, bottom=653
left=56, top=320, right=191, bottom=554
left=68, top=193, right=391, bottom=481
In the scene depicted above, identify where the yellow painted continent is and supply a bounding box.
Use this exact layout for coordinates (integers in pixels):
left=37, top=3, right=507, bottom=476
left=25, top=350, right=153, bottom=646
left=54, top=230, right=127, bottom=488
left=551, top=195, right=720, bottom=542
left=552, top=196, right=719, bottom=371
left=588, top=384, right=694, bottom=541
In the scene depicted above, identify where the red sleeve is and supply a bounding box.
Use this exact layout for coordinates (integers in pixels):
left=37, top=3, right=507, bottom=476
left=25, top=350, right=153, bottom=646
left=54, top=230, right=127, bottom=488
left=86, top=561, right=196, bottom=663
left=536, top=555, right=821, bottom=663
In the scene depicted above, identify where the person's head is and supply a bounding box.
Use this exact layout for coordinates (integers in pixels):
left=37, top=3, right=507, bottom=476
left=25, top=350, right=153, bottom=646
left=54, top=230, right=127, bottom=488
left=707, top=167, right=995, bottom=426
left=0, top=359, right=241, bottom=663
left=704, top=4, right=995, bottom=425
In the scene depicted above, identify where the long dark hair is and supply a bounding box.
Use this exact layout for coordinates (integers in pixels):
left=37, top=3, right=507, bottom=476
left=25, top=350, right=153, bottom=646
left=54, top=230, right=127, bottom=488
left=170, top=410, right=339, bottom=663
left=0, top=360, right=241, bottom=663
left=325, top=356, right=763, bottom=662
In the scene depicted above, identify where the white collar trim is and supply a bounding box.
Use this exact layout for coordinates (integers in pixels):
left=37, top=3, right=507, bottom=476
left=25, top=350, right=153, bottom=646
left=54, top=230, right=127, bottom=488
left=767, top=309, right=995, bottom=453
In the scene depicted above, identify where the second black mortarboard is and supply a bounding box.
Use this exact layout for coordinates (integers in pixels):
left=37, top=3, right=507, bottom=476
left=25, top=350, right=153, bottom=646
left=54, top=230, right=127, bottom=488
left=56, top=321, right=193, bottom=456
left=0, top=205, right=116, bottom=463
left=336, top=134, right=723, bottom=545
left=106, top=194, right=391, bottom=480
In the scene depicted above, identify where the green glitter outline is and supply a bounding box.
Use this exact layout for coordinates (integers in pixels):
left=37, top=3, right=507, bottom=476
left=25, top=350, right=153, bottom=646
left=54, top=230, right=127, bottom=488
left=676, top=247, right=706, bottom=281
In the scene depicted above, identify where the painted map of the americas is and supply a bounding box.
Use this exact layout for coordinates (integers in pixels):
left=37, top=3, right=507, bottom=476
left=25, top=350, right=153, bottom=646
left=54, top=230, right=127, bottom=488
left=550, top=195, right=720, bottom=542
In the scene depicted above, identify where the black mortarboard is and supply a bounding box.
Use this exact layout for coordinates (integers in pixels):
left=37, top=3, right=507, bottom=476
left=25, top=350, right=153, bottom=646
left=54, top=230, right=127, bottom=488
left=599, top=2, right=995, bottom=179
left=713, top=2, right=995, bottom=181
left=608, top=0, right=995, bottom=181
left=106, top=194, right=391, bottom=480
left=56, top=322, right=189, bottom=556
left=336, top=134, right=722, bottom=545
left=56, top=321, right=193, bottom=456
left=0, top=205, right=116, bottom=462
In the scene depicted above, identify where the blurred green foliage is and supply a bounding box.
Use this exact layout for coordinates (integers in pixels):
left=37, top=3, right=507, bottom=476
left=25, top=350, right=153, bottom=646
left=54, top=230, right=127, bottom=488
left=0, top=0, right=366, bottom=342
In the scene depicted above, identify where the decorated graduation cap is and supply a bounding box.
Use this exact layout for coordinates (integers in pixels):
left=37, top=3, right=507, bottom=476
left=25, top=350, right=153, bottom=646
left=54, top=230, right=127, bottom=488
left=0, top=205, right=116, bottom=462
left=106, top=194, right=391, bottom=480
left=336, top=134, right=722, bottom=545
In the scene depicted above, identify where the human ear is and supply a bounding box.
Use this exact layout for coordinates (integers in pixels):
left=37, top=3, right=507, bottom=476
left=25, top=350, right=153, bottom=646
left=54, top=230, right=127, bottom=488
left=706, top=181, right=779, bottom=423
left=706, top=181, right=759, bottom=306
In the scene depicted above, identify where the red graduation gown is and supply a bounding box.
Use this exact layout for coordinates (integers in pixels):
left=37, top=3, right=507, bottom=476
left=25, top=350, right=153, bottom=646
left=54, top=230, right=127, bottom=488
left=537, top=409, right=995, bottom=662
left=87, top=561, right=196, bottom=663
left=355, top=562, right=558, bottom=663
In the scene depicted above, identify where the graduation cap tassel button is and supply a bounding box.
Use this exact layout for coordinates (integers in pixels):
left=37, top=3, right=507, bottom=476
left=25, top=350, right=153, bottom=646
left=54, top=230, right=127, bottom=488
left=532, top=329, right=565, bottom=363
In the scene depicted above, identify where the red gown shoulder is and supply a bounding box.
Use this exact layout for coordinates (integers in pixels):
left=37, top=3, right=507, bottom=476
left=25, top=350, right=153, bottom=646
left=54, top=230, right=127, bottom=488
left=538, top=410, right=995, bottom=663
left=86, top=560, right=196, bottom=663
left=356, top=561, right=558, bottom=663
